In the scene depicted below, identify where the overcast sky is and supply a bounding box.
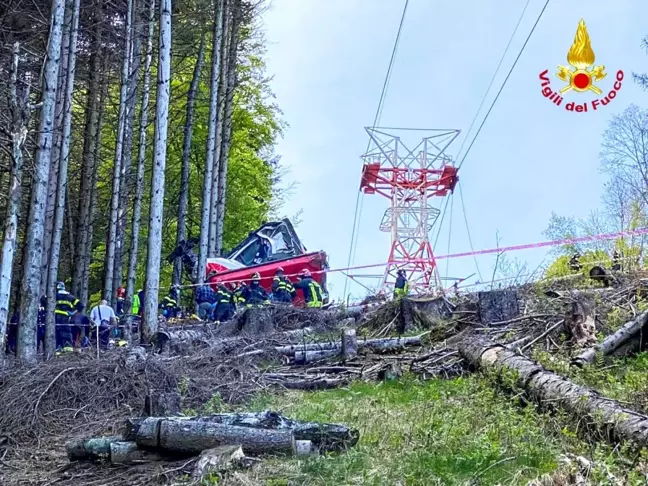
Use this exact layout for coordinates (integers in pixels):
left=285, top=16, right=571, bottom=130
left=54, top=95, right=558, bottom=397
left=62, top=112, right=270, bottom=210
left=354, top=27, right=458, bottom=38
left=261, top=0, right=647, bottom=301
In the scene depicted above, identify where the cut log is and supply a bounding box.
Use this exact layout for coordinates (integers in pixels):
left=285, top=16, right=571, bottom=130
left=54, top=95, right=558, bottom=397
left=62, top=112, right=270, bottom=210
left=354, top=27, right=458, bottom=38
left=360, top=333, right=428, bottom=351
left=274, top=377, right=347, bottom=390
left=294, top=348, right=340, bottom=364
left=459, top=337, right=648, bottom=448
left=134, top=418, right=295, bottom=455
left=125, top=411, right=359, bottom=452
left=341, top=328, right=357, bottom=360
left=144, top=390, right=181, bottom=416
left=295, top=440, right=314, bottom=456
left=478, top=290, right=519, bottom=325
left=108, top=441, right=164, bottom=465
left=275, top=341, right=341, bottom=354
left=66, top=436, right=123, bottom=461
left=572, top=310, right=648, bottom=366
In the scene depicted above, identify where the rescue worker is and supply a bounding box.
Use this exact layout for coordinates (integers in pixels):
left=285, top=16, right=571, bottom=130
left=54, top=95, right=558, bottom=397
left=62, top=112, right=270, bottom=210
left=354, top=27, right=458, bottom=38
left=55, top=282, right=79, bottom=351
left=271, top=267, right=295, bottom=304
left=214, top=284, right=235, bottom=321
left=132, top=288, right=144, bottom=316
left=394, top=269, right=409, bottom=299
left=160, top=288, right=179, bottom=318
left=195, top=283, right=218, bottom=320
left=569, top=253, right=582, bottom=272
left=612, top=250, right=622, bottom=271
left=70, top=302, right=91, bottom=348
left=232, top=281, right=247, bottom=309
left=293, top=269, right=323, bottom=308
left=116, top=286, right=126, bottom=315
left=242, top=273, right=269, bottom=307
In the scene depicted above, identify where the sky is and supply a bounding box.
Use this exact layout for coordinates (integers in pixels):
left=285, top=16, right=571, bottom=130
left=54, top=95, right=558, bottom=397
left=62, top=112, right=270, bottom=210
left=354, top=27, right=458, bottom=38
left=261, top=0, right=647, bottom=302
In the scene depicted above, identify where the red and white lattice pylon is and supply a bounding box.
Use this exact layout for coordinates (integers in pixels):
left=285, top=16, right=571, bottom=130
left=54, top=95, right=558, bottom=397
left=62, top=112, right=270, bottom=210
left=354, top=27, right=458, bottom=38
left=358, top=127, right=460, bottom=296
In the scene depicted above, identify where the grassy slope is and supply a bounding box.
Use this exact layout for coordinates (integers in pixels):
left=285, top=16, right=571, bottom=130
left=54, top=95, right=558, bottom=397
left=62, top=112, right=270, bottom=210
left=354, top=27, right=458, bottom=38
left=206, top=375, right=645, bottom=486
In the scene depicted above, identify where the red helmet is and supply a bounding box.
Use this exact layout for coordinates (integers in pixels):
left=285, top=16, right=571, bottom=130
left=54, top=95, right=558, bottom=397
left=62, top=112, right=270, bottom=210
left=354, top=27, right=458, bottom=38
left=299, top=269, right=311, bottom=278
left=251, top=272, right=261, bottom=280
left=276, top=267, right=285, bottom=274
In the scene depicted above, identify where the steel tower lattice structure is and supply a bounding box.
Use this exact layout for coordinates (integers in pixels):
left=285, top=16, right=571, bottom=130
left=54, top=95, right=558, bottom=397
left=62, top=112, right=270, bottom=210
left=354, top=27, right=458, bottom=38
left=359, top=127, right=460, bottom=295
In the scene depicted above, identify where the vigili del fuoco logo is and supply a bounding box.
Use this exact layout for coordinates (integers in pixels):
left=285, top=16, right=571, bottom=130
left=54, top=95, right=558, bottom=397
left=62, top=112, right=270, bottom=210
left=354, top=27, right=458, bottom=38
left=539, top=19, right=624, bottom=112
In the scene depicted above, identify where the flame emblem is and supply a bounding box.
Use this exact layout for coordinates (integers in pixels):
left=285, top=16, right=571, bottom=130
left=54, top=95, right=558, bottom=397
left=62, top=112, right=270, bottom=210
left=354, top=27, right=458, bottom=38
left=556, top=19, right=606, bottom=95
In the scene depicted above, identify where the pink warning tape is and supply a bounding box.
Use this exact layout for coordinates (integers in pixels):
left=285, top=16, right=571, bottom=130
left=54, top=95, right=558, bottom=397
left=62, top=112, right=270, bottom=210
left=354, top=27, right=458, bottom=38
left=433, top=227, right=648, bottom=261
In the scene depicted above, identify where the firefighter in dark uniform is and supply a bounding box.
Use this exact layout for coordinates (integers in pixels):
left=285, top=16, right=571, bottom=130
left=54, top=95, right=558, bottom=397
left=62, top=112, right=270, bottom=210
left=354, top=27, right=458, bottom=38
left=394, top=269, right=409, bottom=299
left=214, top=284, right=235, bottom=322
left=611, top=250, right=622, bottom=271
left=55, top=282, right=79, bottom=351
left=242, top=273, right=269, bottom=307
left=232, top=281, right=247, bottom=309
left=293, top=269, right=323, bottom=308
left=160, top=288, right=179, bottom=318
left=569, top=253, right=582, bottom=272
left=271, top=267, right=295, bottom=304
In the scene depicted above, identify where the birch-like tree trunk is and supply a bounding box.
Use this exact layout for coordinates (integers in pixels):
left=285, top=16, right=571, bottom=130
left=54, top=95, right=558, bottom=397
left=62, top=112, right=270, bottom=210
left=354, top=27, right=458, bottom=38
left=105, top=0, right=134, bottom=305
left=127, top=0, right=155, bottom=311
left=143, top=0, right=172, bottom=340
left=114, top=0, right=144, bottom=301
left=214, top=0, right=242, bottom=255
left=41, top=0, right=72, bottom=295
left=72, top=0, right=103, bottom=299
left=18, top=0, right=65, bottom=364
left=208, top=0, right=230, bottom=256
left=198, top=0, right=225, bottom=279
left=173, top=32, right=206, bottom=287
left=45, top=0, right=80, bottom=357
left=0, top=43, right=30, bottom=352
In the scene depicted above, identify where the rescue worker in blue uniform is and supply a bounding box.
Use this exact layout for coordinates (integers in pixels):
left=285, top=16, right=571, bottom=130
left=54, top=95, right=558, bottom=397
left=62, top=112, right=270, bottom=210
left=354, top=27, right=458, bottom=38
left=242, top=273, right=269, bottom=307
left=55, top=282, right=79, bottom=351
left=293, top=269, right=323, bottom=308
left=271, top=267, right=295, bottom=304
left=232, top=281, right=247, bottom=309
left=214, top=284, right=235, bottom=321
left=394, top=269, right=409, bottom=299
left=160, top=288, right=180, bottom=318
left=37, top=296, right=46, bottom=350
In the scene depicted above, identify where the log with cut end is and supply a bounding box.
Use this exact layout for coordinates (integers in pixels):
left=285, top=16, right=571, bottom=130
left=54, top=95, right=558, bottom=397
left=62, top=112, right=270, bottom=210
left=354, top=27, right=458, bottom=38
left=133, top=417, right=295, bottom=455
left=572, top=310, right=648, bottom=366
left=66, top=436, right=123, bottom=461
left=125, top=411, right=358, bottom=452
left=294, top=348, right=340, bottom=364
left=459, top=337, right=648, bottom=447
left=360, top=333, right=428, bottom=351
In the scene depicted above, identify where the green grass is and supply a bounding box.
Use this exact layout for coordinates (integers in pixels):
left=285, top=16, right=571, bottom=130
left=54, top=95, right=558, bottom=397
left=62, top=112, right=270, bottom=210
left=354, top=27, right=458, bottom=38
left=206, top=376, right=643, bottom=485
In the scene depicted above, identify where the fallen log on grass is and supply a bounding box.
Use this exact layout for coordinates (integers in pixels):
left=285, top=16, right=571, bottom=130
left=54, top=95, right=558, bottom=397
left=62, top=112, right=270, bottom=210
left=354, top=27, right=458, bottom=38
left=571, top=310, right=648, bottom=366
left=125, top=411, right=359, bottom=452
left=134, top=418, right=296, bottom=455
left=459, top=337, right=648, bottom=448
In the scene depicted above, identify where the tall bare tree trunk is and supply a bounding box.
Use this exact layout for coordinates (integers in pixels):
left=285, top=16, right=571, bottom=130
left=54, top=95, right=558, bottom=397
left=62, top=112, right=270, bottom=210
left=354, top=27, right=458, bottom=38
left=127, top=0, right=155, bottom=311
left=114, top=0, right=144, bottom=301
left=173, top=32, right=206, bottom=287
left=143, top=0, right=172, bottom=340
left=18, top=0, right=65, bottom=364
left=45, top=0, right=80, bottom=357
left=198, top=0, right=224, bottom=280
left=105, top=0, right=134, bottom=305
left=214, top=0, right=242, bottom=255
left=0, top=43, right=30, bottom=352
left=72, top=0, right=103, bottom=300
left=41, top=0, right=72, bottom=295
left=208, top=0, right=230, bottom=257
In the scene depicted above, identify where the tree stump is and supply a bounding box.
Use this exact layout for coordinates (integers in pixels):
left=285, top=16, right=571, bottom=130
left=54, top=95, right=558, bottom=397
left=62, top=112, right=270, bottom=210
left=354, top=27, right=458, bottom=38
left=341, top=328, right=357, bottom=361
left=477, top=290, right=519, bottom=325
left=144, top=390, right=181, bottom=417
left=241, top=308, right=275, bottom=335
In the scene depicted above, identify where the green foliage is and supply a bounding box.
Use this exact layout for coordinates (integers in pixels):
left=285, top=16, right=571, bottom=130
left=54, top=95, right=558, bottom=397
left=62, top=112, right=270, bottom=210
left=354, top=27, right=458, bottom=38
left=543, top=250, right=610, bottom=280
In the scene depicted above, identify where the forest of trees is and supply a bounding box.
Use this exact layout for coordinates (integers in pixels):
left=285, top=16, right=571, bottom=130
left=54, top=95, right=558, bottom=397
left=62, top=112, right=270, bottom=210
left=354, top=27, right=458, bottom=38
left=0, top=0, right=284, bottom=363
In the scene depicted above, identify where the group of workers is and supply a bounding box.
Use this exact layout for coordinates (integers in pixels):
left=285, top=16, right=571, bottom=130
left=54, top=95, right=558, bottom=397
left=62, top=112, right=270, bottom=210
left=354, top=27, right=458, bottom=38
left=194, top=267, right=324, bottom=322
